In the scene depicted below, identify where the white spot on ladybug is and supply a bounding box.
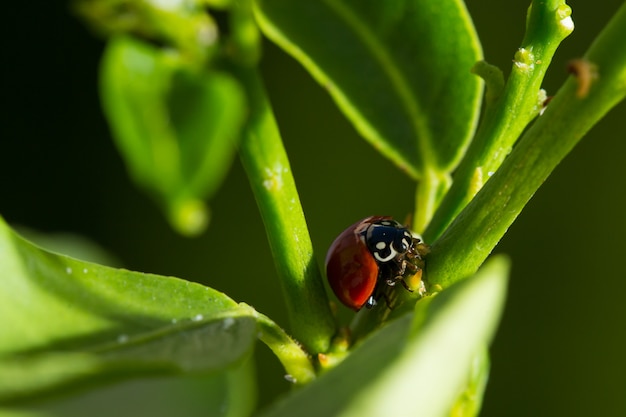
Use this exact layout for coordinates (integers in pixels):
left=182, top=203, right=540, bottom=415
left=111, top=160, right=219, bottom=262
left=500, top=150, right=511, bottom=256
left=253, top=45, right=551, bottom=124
left=374, top=246, right=397, bottom=263
left=376, top=241, right=386, bottom=250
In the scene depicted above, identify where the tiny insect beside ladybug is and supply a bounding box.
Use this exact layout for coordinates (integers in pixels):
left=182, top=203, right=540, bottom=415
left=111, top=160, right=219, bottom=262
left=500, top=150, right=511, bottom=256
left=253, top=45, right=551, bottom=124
left=325, top=216, right=428, bottom=311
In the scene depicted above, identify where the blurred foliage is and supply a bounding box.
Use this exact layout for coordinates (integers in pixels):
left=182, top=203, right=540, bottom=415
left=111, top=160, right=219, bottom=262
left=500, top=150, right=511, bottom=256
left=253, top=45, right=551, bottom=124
left=99, top=36, right=246, bottom=235
left=256, top=257, right=508, bottom=417
left=75, top=0, right=259, bottom=236
left=1, top=0, right=626, bottom=416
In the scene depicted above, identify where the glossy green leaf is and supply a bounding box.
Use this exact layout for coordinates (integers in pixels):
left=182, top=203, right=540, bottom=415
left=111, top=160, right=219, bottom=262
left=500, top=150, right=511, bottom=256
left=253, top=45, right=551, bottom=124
left=100, top=36, right=246, bottom=235
left=0, top=217, right=257, bottom=404
left=258, top=256, right=509, bottom=417
left=254, top=0, right=483, bottom=178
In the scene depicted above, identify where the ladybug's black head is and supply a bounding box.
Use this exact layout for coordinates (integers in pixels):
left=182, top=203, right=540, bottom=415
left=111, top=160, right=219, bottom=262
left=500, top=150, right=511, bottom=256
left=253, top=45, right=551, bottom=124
left=365, top=220, right=413, bottom=264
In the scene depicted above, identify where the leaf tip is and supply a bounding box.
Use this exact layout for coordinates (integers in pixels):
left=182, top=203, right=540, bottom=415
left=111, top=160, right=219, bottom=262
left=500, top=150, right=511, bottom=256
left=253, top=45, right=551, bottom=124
left=169, top=199, right=210, bottom=236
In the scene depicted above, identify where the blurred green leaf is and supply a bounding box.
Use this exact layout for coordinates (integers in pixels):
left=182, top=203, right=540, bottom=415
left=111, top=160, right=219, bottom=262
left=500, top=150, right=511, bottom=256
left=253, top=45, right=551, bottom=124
left=257, top=256, right=509, bottom=417
left=254, top=0, right=483, bottom=178
left=450, top=347, right=490, bottom=417
left=0, top=217, right=257, bottom=404
left=75, top=0, right=219, bottom=64
left=100, top=36, right=246, bottom=235
left=14, top=227, right=121, bottom=267
left=6, top=360, right=256, bottom=417
left=229, top=0, right=262, bottom=65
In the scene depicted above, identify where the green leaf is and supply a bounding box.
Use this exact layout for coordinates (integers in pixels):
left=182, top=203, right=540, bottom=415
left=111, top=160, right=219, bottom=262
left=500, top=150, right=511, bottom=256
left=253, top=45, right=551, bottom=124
left=254, top=0, right=483, bottom=178
left=0, top=217, right=257, bottom=404
left=257, top=256, right=509, bottom=417
left=7, top=360, right=256, bottom=417
left=13, top=228, right=121, bottom=267
left=449, top=347, right=490, bottom=417
left=100, top=36, right=246, bottom=235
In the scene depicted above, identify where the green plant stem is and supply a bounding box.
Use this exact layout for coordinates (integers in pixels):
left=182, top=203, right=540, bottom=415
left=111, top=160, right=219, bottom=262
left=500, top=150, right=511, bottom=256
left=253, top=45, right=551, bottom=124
left=425, top=0, right=574, bottom=242
left=237, top=68, right=336, bottom=355
left=253, top=307, right=316, bottom=385
left=413, top=170, right=451, bottom=236
left=427, top=1, right=626, bottom=289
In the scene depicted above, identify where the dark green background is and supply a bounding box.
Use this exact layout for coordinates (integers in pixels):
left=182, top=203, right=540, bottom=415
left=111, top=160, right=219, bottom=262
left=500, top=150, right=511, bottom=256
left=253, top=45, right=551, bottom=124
left=2, top=1, right=625, bottom=415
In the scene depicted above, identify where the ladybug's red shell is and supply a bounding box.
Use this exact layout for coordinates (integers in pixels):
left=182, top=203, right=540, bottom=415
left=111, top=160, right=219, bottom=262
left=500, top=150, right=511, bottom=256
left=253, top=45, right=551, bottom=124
left=325, top=216, right=389, bottom=310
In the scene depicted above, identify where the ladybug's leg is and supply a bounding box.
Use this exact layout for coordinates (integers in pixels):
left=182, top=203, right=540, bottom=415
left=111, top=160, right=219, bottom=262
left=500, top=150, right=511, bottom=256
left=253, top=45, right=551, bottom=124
left=387, top=275, right=413, bottom=292
left=405, top=251, right=425, bottom=270
left=385, top=259, right=406, bottom=287
left=386, top=261, right=414, bottom=292
left=385, top=276, right=409, bottom=289
left=403, top=259, right=419, bottom=273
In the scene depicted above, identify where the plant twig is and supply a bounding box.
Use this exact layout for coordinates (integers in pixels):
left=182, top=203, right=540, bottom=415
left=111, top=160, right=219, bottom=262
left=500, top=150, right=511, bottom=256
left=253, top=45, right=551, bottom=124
left=425, top=0, right=575, bottom=242
left=427, top=1, right=626, bottom=289
left=238, top=68, right=336, bottom=354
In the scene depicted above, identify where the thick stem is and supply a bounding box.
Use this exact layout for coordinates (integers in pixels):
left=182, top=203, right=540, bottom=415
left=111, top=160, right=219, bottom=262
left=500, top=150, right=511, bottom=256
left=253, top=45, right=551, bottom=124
left=238, top=68, right=336, bottom=354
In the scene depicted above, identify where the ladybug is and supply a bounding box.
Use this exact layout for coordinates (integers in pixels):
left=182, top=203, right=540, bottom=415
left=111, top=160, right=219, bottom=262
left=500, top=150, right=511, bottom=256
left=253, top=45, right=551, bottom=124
left=325, top=216, right=427, bottom=311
